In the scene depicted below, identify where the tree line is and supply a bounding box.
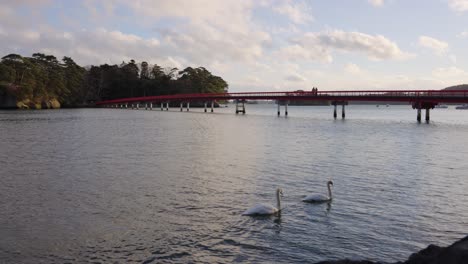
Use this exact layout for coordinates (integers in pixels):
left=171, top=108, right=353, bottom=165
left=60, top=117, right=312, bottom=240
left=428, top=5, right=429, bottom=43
left=0, top=53, right=228, bottom=107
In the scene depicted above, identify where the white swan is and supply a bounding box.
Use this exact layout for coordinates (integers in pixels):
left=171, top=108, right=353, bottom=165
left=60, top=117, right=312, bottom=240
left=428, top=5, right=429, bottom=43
left=303, top=180, right=333, bottom=203
left=242, top=188, right=283, bottom=216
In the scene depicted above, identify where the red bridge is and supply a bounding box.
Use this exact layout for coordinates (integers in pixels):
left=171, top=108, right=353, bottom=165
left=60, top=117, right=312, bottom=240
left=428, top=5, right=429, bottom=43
left=96, top=89, right=468, bottom=122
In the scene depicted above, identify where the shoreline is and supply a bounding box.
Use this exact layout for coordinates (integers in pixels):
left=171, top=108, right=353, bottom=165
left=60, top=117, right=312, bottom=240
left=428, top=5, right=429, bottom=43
left=316, top=236, right=468, bottom=264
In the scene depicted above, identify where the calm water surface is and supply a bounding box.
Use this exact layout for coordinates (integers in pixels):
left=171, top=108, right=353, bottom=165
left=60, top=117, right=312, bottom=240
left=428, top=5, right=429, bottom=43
left=1, top=104, right=467, bottom=263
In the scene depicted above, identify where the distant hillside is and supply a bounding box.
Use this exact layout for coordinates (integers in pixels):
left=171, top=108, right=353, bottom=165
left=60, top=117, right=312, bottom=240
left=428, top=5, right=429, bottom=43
left=442, top=84, right=468, bottom=90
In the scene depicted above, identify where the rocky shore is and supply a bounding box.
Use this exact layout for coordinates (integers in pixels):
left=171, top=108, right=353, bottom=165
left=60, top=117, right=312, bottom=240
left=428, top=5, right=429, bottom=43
left=0, top=86, right=61, bottom=109
left=316, top=236, right=468, bottom=264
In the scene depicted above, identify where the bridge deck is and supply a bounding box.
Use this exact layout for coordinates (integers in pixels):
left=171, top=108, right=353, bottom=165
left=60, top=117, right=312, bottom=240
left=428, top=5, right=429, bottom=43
left=96, top=90, right=468, bottom=105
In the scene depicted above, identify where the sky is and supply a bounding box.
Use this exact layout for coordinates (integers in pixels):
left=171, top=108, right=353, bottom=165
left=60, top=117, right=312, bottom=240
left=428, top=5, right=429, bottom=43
left=1, top=0, right=468, bottom=92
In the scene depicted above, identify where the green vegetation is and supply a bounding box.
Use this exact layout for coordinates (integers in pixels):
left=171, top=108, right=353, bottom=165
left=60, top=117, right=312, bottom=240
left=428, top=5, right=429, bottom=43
left=0, top=53, right=228, bottom=109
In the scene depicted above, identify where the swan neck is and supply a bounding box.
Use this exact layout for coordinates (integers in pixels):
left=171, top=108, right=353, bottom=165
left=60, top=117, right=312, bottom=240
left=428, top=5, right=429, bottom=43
left=328, top=184, right=332, bottom=199
left=276, top=191, right=281, bottom=210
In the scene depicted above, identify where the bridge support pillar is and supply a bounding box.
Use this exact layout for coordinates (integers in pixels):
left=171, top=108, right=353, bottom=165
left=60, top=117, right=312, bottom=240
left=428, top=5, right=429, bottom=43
left=187, top=102, right=190, bottom=111
left=211, top=101, right=214, bottom=112
left=145, top=103, right=148, bottom=110
left=236, top=100, right=245, bottom=114
left=277, top=101, right=280, bottom=116
left=150, top=103, right=152, bottom=110
left=342, top=104, right=345, bottom=119
left=285, top=101, right=288, bottom=116
left=125, top=103, right=128, bottom=109
left=413, top=102, right=436, bottom=123
left=161, top=103, right=163, bottom=111
left=204, top=102, right=207, bottom=112
left=333, top=104, right=337, bottom=119
left=136, top=103, right=139, bottom=110
left=166, top=102, right=169, bottom=111
left=180, top=102, right=183, bottom=112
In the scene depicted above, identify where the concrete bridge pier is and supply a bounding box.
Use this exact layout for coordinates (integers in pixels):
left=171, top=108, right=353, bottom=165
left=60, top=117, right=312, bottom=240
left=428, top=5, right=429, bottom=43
left=187, top=102, right=190, bottom=111
left=277, top=101, right=281, bottom=116
left=160, top=102, right=164, bottom=111
left=125, top=103, right=128, bottom=109
left=180, top=102, right=183, bottom=111
left=166, top=102, right=169, bottom=111
left=211, top=101, right=214, bottom=112
left=204, top=102, right=207, bottom=112
left=236, top=100, right=246, bottom=114
left=150, top=102, right=152, bottom=110
left=145, top=103, right=148, bottom=110
left=413, top=102, right=435, bottom=123
left=136, top=103, right=139, bottom=110
left=285, top=101, right=289, bottom=116
left=332, top=101, right=348, bottom=119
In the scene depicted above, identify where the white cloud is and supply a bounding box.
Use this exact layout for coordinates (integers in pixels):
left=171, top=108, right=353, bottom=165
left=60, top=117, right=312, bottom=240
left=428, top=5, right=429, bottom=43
left=1, top=0, right=272, bottom=69
left=277, top=44, right=332, bottom=63
left=101, top=0, right=271, bottom=65
left=449, top=54, right=457, bottom=63
left=432, top=67, right=467, bottom=78
left=279, top=29, right=411, bottom=62
left=344, top=63, right=363, bottom=75
left=448, top=0, right=468, bottom=12
left=418, top=36, right=448, bottom=56
left=285, top=72, right=306, bottom=82
left=368, top=0, right=384, bottom=7
left=159, top=23, right=271, bottom=64
left=457, top=31, right=468, bottom=38
left=118, top=0, right=256, bottom=34
left=245, top=75, right=261, bottom=84
left=273, top=1, right=313, bottom=24
left=0, top=26, right=167, bottom=65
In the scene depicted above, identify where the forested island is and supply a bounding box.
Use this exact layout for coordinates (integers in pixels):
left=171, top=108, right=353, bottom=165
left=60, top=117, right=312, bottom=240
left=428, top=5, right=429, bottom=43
left=0, top=53, right=228, bottom=109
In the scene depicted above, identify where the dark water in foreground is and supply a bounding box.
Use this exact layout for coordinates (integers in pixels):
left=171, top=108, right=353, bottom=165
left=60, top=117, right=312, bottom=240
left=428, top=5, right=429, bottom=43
left=1, top=105, right=467, bottom=263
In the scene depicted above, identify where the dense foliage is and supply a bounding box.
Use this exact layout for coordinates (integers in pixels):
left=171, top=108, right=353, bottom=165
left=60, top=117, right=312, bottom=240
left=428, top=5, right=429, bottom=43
left=0, top=53, right=228, bottom=107
left=0, top=53, right=87, bottom=106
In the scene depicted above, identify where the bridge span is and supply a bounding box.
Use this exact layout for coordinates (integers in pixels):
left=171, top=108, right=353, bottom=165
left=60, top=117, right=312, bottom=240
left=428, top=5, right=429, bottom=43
left=96, top=89, right=468, bottom=122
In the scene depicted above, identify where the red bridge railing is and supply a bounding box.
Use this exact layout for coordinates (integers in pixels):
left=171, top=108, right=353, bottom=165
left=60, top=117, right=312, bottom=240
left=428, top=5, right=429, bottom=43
left=96, top=90, right=468, bottom=105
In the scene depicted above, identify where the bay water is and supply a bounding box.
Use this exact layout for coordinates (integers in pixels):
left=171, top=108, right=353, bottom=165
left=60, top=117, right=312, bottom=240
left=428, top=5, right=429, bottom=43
left=1, top=104, right=467, bottom=263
